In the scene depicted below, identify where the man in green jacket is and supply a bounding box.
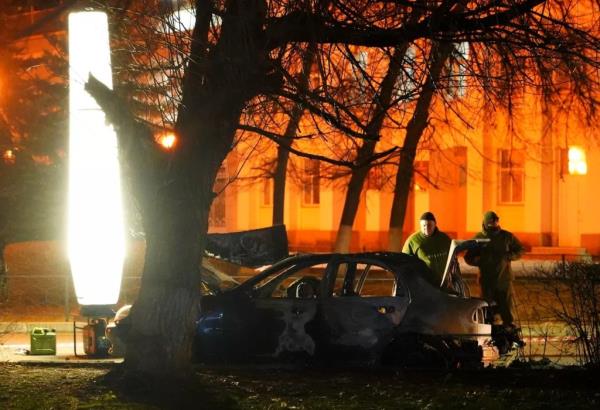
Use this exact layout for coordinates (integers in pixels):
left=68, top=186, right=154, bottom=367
left=402, top=212, right=452, bottom=287
left=465, top=211, right=524, bottom=328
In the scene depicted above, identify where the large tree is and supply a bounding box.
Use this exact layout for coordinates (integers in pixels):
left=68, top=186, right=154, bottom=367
left=84, top=0, right=600, bottom=378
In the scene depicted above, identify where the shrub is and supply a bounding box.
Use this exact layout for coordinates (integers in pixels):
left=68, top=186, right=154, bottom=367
left=536, top=262, right=600, bottom=367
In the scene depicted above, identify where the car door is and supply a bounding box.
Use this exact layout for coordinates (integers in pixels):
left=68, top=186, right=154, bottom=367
left=319, top=256, right=410, bottom=360
left=248, top=260, right=323, bottom=358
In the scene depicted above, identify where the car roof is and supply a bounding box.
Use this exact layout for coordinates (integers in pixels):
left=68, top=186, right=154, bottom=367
left=238, top=251, right=423, bottom=290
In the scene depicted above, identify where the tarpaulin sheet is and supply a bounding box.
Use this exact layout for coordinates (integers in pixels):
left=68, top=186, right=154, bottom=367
left=205, top=225, right=289, bottom=267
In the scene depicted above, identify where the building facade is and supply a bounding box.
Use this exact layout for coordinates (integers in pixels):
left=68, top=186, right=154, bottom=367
left=5, top=2, right=599, bottom=256
left=211, top=86, right=600, bottom=256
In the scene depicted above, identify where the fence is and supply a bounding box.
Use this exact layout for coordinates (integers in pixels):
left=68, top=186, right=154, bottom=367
left=0, top=273, right=141, bottom=321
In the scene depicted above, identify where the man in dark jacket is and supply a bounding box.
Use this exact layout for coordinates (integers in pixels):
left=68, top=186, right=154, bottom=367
left=402, top=212, right=452, bottom=287
left=465, top=211, right=524, bottom=328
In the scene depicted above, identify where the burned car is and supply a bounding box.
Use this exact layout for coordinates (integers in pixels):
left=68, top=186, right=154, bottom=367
left=195, top=242, right=493, bottom=367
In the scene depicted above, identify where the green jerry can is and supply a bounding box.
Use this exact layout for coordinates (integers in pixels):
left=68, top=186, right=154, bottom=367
left=30, top=327, right=57, bottom=355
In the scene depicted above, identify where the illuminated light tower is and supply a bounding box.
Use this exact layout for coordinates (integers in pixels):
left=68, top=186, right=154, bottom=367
left=68, top=10, right=125, bottom=324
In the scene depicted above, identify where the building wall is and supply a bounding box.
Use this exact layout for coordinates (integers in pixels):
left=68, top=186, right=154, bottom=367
left=213, top=87, right=600, bottom=256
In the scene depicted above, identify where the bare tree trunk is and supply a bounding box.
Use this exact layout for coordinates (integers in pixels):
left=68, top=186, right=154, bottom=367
left=272, top=140, right=291, bottom=226
left=89, top=91, right=243, bottom=380
left=125, top=200, right=206, bottom=376
left=388, top=42, right=454, bottom=251
left=273, top=47, right=315, bottom=225
left=334, top=162, right=370, bottom=253
left=333, top=46, right=406, bottom=253
left=85, top=0, right=260, bottom=375
left=0, top=239, right=6, bottom=302
left=85, top=79, right=234, bottom=376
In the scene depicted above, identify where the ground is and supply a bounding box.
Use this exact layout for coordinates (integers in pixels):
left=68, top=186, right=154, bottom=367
left=0, top=363, right=597, bottom=409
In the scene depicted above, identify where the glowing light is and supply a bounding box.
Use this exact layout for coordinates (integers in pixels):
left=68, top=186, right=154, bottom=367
left=68, top=11, right=125, bottom=306
left=3, top=149, right=15, bottom=164
left=568, top=146, right=587, bottom=176
left=160, top=8, right=196, bottom=33
left=159, top=9, right=221, bottom=33
left=157, top=132, right=177, bottom=149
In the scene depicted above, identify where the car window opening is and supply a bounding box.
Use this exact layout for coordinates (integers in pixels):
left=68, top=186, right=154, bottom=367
left=333, top=261, right=398, bottom=298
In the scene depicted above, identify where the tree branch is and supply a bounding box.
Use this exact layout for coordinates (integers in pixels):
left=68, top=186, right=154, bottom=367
left=84, top=74, right=166, bottom=202
left=265, top=0, right=546, bottom=49
left=238, top=123, right=398, bottom=169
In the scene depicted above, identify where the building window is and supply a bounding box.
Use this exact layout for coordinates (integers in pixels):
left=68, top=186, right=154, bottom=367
left=349, top=48, right=369, bottom=94
left=396, top=44, right=417, bottom=98
left=568, top=146, right=587, bottom=175
left=209, top=166, right=227, bottom=228
left=447, top=42, right=469, bottom=98
left=302, top=159, right=320, bottom=205
left=354, top=50, right=369, bottom=78
left=498, top=149, right=524, bottom=204
left=559, top=146, right=588, bottom=177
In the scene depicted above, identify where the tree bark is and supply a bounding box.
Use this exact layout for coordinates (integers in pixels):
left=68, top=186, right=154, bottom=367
left=388, top=41, right=454, bottom=251
left=333, top=46, right=407, bottom=253
left=0, top=239, right=6, bottom=302
left=272, top=47, right=315, bottom=226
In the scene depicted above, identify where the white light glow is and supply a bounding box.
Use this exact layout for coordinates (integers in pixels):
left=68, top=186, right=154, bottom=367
left=161, top=8, right=196, bottom=33
left=568, top=146, right=588, bottom=176
left=159, top=9, right=222, bottom=33
left=68, top=11, right=125, bottom=305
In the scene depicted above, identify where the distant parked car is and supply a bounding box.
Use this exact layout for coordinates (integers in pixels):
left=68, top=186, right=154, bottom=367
left=195, top=244, right=493, bottom=367
left=106, top=260, right=241, bottom=356
left=106, top=304, right=131, bottom=356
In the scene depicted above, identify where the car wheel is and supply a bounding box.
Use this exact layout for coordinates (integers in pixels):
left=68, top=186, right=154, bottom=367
left=382, top=335, right=455, bottom=369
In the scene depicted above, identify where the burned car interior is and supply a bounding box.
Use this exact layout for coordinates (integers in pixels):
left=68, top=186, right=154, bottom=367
left=252, top=258, right=405, bottom=300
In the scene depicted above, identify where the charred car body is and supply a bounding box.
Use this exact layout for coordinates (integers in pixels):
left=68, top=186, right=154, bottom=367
left=196, top=241, right=493, bottom=367
left=108, top=239, right=500, bottom=366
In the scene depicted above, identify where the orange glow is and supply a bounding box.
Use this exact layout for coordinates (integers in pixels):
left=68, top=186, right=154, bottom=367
left=32, top=154, right=52, bottom=165
left=157, top=132, right=177, bottom=149
left=3, top=149, right=15, bottom=164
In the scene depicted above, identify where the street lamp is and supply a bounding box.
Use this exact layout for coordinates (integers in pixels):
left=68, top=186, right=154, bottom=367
left=68, top=10, right=125, bottom=312
left=157, top=132, right=177, bottom=149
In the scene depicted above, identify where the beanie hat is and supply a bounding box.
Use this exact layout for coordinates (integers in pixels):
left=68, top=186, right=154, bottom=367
left=483, top=210, right=499, bottom=223
left=420, top=212, right=436, bottom=222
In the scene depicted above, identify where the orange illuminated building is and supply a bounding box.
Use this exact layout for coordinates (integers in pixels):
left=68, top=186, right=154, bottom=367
left=211, top=103, right=599, bottom=256
left=212, top=44, right=600, bottom=257
left=6, top=2, right=600, bottom=258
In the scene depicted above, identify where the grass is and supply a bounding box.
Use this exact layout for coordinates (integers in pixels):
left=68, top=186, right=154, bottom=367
left=0, top=362, right=598, bottom=410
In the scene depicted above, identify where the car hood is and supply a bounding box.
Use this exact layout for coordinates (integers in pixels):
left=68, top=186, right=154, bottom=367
left=201, top=259, right=242, bottom=293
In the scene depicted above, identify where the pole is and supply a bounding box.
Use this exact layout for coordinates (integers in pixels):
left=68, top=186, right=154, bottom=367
left=64, top=273, right=70, bottom=321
